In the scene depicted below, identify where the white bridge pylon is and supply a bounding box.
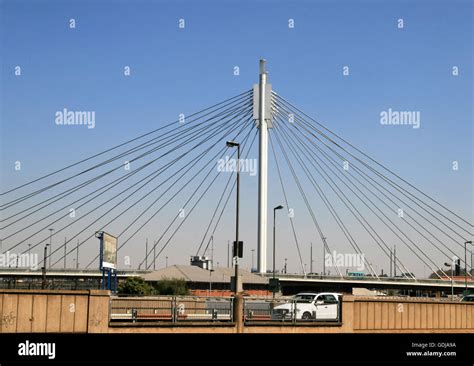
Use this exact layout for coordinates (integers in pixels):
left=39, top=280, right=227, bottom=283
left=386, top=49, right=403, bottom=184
left=253, top=59, right=273, bottom=274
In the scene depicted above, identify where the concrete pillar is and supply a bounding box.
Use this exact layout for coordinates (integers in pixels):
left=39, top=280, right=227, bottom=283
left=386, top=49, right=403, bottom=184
left=233, top=294, right=244, bottom=333
left=87, top=290, right=111, bottom=333
left=231, top=275, right=243, bottom=293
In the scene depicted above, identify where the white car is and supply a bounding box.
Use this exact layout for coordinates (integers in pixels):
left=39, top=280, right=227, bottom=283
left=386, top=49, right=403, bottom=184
left=271, top=292, right=341, bottom=321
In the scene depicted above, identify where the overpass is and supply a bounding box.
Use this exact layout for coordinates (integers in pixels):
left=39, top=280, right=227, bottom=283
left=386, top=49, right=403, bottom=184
left=269, top=274, right=474, bottom=296
left=1, top=268, right=473, bottom=296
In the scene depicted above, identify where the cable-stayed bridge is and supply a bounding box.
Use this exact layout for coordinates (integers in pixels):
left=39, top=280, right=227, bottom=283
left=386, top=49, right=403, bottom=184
left=1, top=60, right=472, bottom=288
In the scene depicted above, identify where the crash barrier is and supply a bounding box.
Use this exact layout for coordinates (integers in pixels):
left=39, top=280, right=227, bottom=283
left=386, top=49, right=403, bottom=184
left=110, top=296, right=233, bottom=323
left=243, top=296, right=342, bottom=324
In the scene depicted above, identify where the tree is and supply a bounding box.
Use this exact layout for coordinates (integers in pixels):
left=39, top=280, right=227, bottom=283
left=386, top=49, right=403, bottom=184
left=153, top=278, right=188, bottom=295
left=118, top=277, right=154, bottom=296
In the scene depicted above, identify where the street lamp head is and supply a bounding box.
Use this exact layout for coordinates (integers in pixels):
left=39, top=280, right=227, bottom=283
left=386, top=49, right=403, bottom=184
left=274, top=205, right=284, bottom=210
left=444, top=262, right=451, bottom=267
left=226, top=140, right=239, bottom=148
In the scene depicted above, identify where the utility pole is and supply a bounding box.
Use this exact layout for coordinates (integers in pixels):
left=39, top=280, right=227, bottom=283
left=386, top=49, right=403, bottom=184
left=310, top=242, right=313, bottom=274
left=284, top=258, right=287, bottom=274
left=256, top=59, right=272, bottom=274
left=227, top=240, right=230, bottom=268
left=226, top=140, right=241, bottom=292
left=64, top=237, right=67, bottom=269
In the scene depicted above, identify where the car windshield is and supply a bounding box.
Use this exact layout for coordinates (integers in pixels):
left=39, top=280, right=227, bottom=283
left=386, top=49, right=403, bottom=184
left=293, top=294, right=315, bottom=303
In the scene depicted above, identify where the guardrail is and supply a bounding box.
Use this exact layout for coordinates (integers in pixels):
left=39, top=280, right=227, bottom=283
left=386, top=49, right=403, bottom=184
left=243, top=297, right=342, bottom=324
left=110, top=296, right=233, bottom=323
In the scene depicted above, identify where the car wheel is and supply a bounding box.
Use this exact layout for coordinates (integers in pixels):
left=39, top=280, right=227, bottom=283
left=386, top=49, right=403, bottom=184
left=302, top=312, right=312, bottom=320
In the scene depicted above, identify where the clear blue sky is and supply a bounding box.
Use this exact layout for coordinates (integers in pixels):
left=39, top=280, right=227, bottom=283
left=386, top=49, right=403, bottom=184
left=1, top=0, right=472, bottom=276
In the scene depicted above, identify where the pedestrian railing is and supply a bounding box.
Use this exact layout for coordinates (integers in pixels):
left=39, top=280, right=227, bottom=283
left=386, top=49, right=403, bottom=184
left=110, top=296, right=233, bottom=323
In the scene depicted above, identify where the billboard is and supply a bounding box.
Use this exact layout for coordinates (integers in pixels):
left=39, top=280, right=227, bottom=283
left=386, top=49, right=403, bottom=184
left=99, top=232, right=117, bottom=270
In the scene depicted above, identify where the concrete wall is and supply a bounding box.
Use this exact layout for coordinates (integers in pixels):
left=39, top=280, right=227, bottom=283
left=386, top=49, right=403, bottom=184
left=1, top=290, right=473, bottom=334
left=0, top=289, right=110, bottom=333
left=351, top=296, right=474, bottom=333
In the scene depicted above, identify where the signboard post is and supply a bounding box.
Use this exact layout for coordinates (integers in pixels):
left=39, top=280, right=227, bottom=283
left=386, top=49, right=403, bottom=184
left=96, top=231, right=118, bottom=292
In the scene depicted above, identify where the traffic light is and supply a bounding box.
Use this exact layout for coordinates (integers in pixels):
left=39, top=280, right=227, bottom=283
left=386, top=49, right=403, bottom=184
left=233, top=241, right=243, bottom=258
left=455, top=258, right=461, bottom=276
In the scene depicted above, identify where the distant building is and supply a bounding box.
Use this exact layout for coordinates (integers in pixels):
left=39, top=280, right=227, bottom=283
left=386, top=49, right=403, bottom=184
left=142, top=265, right=269, bottom=296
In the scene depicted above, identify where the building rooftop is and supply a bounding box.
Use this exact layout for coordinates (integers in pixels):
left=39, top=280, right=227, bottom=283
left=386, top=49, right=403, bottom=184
left=142, top=265, right=268, bottom=285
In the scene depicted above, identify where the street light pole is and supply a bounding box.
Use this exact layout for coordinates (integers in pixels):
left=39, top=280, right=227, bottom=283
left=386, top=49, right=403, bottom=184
left=76, top=239, right=80, bottom=270
left=251, top=249, right=255, bottom=272
left=273, top=205, right=284, bottom=298
left=153, top=240, right=156, bottom=271
left=64, top=237, right=67, bottom=269
left=273, top=205, right=284, bottom=280
left=465, top=241, right=473, bottom=293
left=42, top=244, right=49, bottom=289
left=451, top=261, right=454, bottom=297
left=227, top=140, right=241, bottom=293
left=48, top=228, right=54, bottom=269
left=445, top=260, right=455, bottom=298
left=209, top=269, right=214, bottom=295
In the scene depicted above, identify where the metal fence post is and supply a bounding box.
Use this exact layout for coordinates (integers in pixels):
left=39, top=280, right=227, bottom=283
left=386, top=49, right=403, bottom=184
left=338, top=295, right=343, bottom=323
left=292, top=299, right=296, bottom=324
left=172, top=296, right=176, bottom=323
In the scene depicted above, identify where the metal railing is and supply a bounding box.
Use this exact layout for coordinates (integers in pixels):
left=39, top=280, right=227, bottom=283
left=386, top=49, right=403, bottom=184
left=110, top=296, right=233, bottom=323
left=243, top=297, right=342, bottom=324
left=263, top=273, right=474, bottom=286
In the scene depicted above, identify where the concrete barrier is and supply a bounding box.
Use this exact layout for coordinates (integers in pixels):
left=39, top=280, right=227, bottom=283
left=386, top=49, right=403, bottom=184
left=0, top=289, right=110, bottom=333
